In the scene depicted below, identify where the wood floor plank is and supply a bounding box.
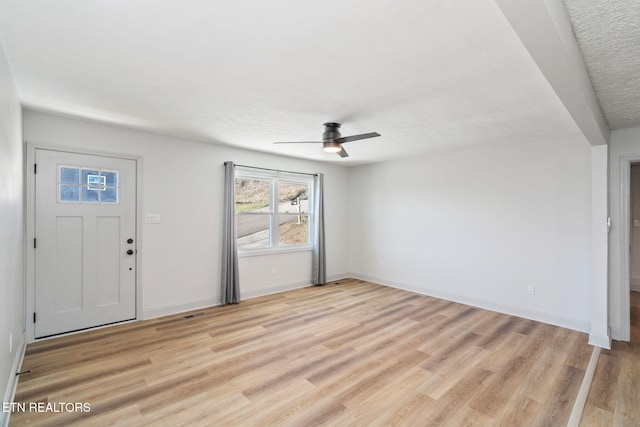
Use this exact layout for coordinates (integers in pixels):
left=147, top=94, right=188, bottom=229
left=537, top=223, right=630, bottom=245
left=493, top=394, right=541, bottom=427
left=418, top=344, right=490, bottom=400
left=339, top=366, right=433, bottom=426
left=579, top=290, right=640, bottom=427
left=374, top=391, right=437, bottom=427
left=420, top=367, right=495, bottom=425
left=10, top=279, right=595, bottom=426
left=580, top=406, right=613, bottom=427
left=532, top=365, right=584, bottom=426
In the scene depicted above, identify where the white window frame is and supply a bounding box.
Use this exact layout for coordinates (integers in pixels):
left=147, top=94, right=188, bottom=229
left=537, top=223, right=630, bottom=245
left=235, top=168, right=314, bottom=256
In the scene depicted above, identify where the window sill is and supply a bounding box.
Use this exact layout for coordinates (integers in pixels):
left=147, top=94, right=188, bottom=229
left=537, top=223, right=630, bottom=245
left=238, top=245, right=313, bottom=258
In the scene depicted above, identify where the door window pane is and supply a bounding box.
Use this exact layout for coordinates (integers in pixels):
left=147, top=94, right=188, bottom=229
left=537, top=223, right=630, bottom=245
left=87, top=174, right=106, bottom=190
left=98, top=170, right=119, bottom=204
left=81, top=169, right=99, bottom=185
left=81, top=169, right=100, bottom=203
left=60, top=185, right=80, bottom=202
left=82, top=186, right=99, bottom=203
left=60, top=167, right=80, bottom=185
left=101, top=187, right=118, bottom=203
left=103, top=171, right=118, bottom=186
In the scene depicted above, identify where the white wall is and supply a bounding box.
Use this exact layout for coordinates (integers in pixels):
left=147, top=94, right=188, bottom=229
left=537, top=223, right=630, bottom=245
left=23, top=111, right=350, bottom=321
left=349, top=135, right=594, bottom=332
left=0, top=42, right=25, bottom=423
left=590, top=144, right=609, bottom=348
left=608, top=126, right=640, bottom=340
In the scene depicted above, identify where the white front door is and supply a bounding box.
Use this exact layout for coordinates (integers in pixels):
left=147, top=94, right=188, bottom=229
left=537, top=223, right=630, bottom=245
left=34, top=149, right=137, bottom=338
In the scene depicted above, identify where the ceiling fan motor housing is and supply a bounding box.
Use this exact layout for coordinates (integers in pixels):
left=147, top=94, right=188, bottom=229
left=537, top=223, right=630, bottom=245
left=322, top=122, right=341, bottom=141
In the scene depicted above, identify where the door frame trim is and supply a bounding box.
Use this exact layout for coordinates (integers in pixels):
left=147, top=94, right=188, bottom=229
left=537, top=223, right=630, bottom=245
left=615, top=154, right=640, bottom=342
left=25, top=141, right=143, bottom=343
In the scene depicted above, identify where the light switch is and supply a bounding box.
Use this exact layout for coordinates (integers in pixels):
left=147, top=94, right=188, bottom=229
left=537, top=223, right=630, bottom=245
left=634, top=220, right=640, bottom=227
left=145, top=214, right=161, bottom=224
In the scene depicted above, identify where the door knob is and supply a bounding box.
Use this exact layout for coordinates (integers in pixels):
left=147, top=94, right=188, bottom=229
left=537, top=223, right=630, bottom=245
left=127, top=249, right=134, bottom=255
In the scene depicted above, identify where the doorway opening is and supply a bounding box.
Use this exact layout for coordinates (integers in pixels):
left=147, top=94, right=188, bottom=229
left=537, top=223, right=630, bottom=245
left=630, top=163, right=640, bottom=343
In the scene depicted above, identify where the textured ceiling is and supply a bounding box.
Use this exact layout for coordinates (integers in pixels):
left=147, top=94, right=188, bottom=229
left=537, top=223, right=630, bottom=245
left=564, top=0, right=640, bottom=130
left=0, top=0, right=586, bottom=165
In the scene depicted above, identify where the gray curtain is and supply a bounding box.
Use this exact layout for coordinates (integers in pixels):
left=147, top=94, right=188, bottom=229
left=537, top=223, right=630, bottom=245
left=311, top=173, right=326, bottom=285
left=221, top=161, right=240, bottom=303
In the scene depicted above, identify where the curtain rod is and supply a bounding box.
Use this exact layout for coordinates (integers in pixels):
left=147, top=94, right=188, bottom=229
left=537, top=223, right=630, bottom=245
left=225, top=162, right=318, bottom=177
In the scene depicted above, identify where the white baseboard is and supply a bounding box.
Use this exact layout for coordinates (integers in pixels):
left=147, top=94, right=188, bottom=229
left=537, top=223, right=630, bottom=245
left=141, top=273, right=350, bottom=319
left=141, top=298, right=219, bottom=320
left=327, top=272, right=351, bottom=283
left=588, top=332, right=611, bottom=349
left=610, top=326, right=627, bottom=342
left=350, top=273, right=591, bottom=333
left=242, top=280, right=311, bottom=300
left=242, top=273, right=349, bottom=300
left=1, top=335, right=26, bottom=427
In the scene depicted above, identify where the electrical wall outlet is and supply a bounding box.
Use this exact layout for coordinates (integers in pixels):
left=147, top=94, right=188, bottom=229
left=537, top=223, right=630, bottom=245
left=527, top=285, right=535, bottom=295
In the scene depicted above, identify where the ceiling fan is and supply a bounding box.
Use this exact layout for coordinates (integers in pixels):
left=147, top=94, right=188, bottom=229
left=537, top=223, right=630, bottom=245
left=273, top=122, right=381, bottom=158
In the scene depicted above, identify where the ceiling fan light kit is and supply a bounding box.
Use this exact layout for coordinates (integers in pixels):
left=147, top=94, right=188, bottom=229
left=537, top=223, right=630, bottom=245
left=274, top=122, right=380, bottom=158
left=322, top=141, right=342, bottom=153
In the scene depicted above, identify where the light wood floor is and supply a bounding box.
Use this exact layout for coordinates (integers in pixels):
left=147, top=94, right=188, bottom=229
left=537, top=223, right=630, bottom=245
left=11, top=279, right=593, bottom=426
left=579, top=291, right=640, bottom=426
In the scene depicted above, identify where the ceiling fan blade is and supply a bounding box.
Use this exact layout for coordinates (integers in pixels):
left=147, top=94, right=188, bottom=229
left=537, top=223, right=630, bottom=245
left=273, top=141, right=322, bottom=144
left=336, top=132, right=381, bottom=144
left=336, top=147, right=349, bottom=158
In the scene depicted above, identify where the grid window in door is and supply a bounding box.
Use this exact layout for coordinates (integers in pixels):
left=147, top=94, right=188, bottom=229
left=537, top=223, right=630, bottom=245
left=59, top=166, right=119, bottom=203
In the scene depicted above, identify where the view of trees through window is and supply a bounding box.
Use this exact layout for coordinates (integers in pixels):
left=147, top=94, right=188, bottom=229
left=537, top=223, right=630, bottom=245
left=235, top=176, right=310, bottom=250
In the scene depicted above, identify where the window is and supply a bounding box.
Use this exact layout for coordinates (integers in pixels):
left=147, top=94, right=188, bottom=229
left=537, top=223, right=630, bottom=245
left=235, top=169, right=313, bottom=252
left=59, top=165, right=119, bottom=204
